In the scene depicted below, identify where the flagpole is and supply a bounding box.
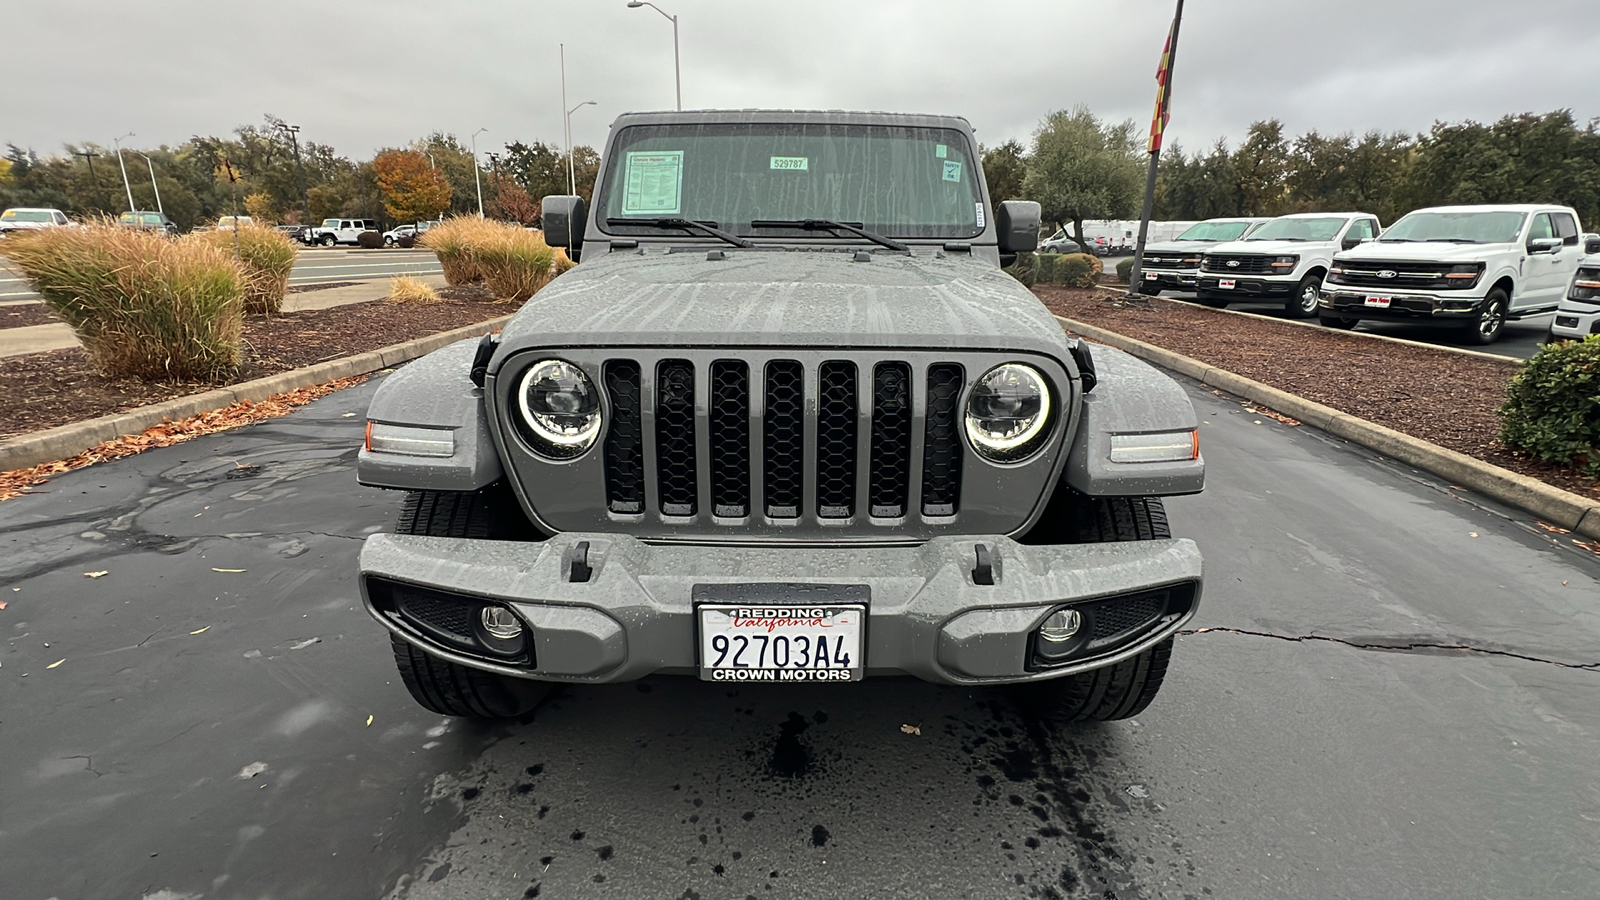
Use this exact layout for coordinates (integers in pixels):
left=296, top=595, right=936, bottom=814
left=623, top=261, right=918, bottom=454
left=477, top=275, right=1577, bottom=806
left=1125, top=0, right=1185, bottom=299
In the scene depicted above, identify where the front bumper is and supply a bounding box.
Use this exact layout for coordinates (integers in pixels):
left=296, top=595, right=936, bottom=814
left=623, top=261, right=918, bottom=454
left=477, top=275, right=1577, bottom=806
left=1319, top=289, right=1483, bottom=321
left=1140, top=268, right=1199, bottom=290
left=1551, top=304, right=1600, bottom=338
left=359, top=532, right=1203, bottom=686
left=1197, top=275, right=1294, bottom=297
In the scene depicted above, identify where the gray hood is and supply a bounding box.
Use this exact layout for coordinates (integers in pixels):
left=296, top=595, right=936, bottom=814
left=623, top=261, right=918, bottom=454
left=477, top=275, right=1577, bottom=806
left=493, top=249, right=1071, bottom=365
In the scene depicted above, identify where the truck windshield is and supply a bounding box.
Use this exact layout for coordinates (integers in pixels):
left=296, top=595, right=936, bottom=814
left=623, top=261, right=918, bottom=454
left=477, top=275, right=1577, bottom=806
left=1244, top=217, right=1346, bottom=242
left=2, top=210, right=53, bottom=222
left=597, top=122, right=984, bottom=240
left=1378, top=211, right=1526, bottom=244
left=1175, top=221, right=1252, bottom=242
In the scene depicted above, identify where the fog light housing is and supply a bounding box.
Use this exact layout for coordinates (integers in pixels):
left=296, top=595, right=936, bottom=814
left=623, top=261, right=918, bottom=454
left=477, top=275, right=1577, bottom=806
left=1034, top=608, right=1085, bottom=661
left=480, top=606, right=523, bottom=640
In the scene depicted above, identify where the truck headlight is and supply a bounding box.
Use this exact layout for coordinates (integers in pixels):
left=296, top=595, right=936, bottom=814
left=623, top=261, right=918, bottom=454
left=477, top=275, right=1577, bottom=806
left=1270, top=255, right=1298, bottom=269
left=965, top=363, right=1052, bottom=462
left=516, top=359, right=601, bottom=459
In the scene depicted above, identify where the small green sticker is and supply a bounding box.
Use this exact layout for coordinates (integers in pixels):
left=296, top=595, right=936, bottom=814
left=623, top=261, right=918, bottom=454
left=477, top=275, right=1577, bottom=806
left=770, top=156, right=809, bottom=171
left=936, top=144, right=948, bottom=159
left=942, top=160, right=963, bottom=183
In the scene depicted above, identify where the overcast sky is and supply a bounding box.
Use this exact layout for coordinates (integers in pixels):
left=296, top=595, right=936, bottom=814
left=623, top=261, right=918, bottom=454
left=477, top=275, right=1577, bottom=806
left=7, top=0, right=1598, bottom=160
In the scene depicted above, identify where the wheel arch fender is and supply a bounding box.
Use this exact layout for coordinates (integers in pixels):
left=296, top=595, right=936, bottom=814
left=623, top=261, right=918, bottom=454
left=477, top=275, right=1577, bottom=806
left=357, top=338, right=505, bottom=492
left=1062, top=345, right=1204, bottom=498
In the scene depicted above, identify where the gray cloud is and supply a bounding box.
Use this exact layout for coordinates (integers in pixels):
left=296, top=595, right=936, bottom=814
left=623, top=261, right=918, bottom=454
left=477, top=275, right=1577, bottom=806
left=8, top=0, right=1598, bottom=159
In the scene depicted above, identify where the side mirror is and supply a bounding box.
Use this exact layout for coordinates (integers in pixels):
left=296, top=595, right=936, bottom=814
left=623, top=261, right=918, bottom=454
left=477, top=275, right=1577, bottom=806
left=1341, top=238, right=1362, bottom=251
left=995, top=200, right=1041, bottom=254
left=1528, top=237, right=1562, bottom=254
left=541, top=195, right=586, bottom=256
left=1585, top=237, right=1600, bottom=255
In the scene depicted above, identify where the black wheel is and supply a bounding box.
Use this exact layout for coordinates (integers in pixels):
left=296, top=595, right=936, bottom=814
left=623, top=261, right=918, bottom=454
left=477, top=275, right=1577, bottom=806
left=1137, top=283, right=1161, bottom=296
left=1286, top=273, right=1322, bottom=319
left=1318, top=313, right=1357, bottom=330
left=320, top=234, right=335, bottom=247
left=1197, top=294, right=1228, bottom=308
left=1466, top=288, right=1508, bottom=345
left=390, top=486, right=549, bottom=718
left=384, top=236, right=395, bottom=247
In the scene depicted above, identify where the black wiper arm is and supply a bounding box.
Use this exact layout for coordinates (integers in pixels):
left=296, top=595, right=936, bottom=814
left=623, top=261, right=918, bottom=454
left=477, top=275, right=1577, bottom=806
left=604, top=217, right=754, bottom=248
left=749, top=219, right=909, bottom=252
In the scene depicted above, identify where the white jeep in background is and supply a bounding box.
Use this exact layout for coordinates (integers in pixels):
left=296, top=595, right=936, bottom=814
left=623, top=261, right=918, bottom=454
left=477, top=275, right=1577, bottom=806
left=302, top=218, right=378, bottom=247
left=1322, top=205, right=1584, bottom=345
left=1197, top=212, right=1382, bottom=317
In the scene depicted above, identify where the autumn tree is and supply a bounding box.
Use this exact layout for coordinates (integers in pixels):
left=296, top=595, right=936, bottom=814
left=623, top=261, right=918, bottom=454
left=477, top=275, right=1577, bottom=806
left=1021, top=107, right=1143, bottom=253
left=491, top=174, right=539, bottom=224
left=374, top=150, right=452, bottom=224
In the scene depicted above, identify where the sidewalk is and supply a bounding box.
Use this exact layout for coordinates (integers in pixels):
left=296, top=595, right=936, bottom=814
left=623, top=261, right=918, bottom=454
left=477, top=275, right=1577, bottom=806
left=0, top=275, right=445, bottom=360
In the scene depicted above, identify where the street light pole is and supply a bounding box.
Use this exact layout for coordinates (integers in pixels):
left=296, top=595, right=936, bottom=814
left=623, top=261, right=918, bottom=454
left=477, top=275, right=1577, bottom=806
left=135, top=153, right=163, bottom=214
left=112, top=132, right=137, bottom=213
left=626, top=1, right=681, bottom=110
left=565, top=101, right=597, bottom=196
left=73, top=150, right=105, bottom=212
left=277, top=123, right=312, bottom=226
left=471, top=127, right=488, bottom=218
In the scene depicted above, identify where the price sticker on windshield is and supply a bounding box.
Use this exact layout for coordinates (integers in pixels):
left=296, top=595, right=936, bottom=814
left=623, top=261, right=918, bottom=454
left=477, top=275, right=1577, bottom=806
left=770, top=157, right=809, bottom=171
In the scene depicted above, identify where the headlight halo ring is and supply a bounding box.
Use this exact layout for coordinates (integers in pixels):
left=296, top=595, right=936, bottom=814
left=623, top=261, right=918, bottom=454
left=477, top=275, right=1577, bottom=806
left=514, top=358, right=603, bottom=459
left=964, top=362, right=1055, bottom=463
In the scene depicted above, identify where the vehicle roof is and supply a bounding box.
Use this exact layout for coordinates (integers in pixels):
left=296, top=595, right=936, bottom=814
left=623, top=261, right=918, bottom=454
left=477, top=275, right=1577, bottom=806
left=1270, top=211, right=1374, bottom=219
left=610, top=109, right=975, bottom=130
left=1404, top=204, right=1575, bottom=214
left=3, top=207, right=65, bottom=213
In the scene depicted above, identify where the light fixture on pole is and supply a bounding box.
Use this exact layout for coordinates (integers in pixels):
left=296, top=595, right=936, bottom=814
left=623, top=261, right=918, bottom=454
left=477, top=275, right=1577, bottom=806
left=134, top=152, right=163, bottom=214
left=470, top=127, right=488, bottom=218
left=626, top=1, right=681, bottom=111
left=565, top=101, right=597, bottom=196
left=275, top=122, right=312, bottom=226
left=112, top=132, right=137, bottom=213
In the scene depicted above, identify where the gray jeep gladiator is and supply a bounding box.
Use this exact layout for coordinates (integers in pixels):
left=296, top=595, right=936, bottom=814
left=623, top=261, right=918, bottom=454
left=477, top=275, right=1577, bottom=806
left=355, top=110, right=1205, bottom=722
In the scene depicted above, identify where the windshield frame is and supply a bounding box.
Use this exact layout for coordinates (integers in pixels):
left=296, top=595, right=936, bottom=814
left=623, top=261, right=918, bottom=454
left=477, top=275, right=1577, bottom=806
left=594, top=121, right=988, bottom=243
left=1377, top=210, right=1528, bottom=245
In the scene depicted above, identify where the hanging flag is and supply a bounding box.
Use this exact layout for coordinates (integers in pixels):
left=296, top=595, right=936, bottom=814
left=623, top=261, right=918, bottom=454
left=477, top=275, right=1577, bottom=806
left=1148, top=20, right=1177, bottom=154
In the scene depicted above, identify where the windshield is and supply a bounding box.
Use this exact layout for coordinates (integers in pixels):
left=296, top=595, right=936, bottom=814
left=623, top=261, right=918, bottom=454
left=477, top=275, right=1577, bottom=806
left=1176, top=221, right=1253, bottom=242
left=2, top=210, right=52, bottom=222
left=598, top=122, right=984, bottom=240
left=1378, top=210, right=1526, bottom=243
left=1244, top=217, right=1347, bottom=242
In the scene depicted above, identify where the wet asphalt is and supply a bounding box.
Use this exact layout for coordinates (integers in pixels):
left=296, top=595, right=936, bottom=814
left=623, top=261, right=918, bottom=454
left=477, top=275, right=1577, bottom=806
left=2, top=371, right=1598, bottom=900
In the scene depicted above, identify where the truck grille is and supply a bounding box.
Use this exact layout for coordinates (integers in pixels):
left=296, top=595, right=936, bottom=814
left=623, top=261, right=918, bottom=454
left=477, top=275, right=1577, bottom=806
left=1333, top=260, right=1466, bottom=291
left=1202, top=254, right=1270, bottom=274
left=599, top=357, right=966, bottom=523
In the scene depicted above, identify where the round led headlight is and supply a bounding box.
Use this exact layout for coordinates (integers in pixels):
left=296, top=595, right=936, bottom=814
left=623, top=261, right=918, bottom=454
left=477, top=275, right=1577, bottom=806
left=965, top=363, right=1053, bottom=462
left=516, top=359, right=601, bottom=459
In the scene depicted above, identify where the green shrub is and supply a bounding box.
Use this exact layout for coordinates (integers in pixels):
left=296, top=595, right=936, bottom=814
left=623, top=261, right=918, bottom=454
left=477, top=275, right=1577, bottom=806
left=2, top=224, right=244, bottom=381
left=1052, top=252, right=1102, bottom=288
left=1034, top=253, right=1058, bottom=285
left=1004, top=252, right=1037, bottom=287
left=1116, top=257, right=1136, bottom=283
left=357, top=230, right=383, bottom=250
left=201, top=223, right=296, bottom=315
left=1499, top=335, right=1600, bottom=476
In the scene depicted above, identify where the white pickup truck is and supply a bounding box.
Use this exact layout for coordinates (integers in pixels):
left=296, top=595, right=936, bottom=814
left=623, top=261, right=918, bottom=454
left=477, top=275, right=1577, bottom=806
left=1321, top=205, right=1585, bottom=344
left=1547, top=238, right=1600, bottom=342
left=1137, top=217, right=1271, bottom=295
left=1197, top=212, right=1382, bottom=317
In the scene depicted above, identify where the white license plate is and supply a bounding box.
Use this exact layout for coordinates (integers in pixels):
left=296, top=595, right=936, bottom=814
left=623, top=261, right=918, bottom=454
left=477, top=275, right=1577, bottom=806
left=1144, top=272, right=1159, bottom=281
left=1364, top=295, right=1392, bottom=308
left=698, top=604, right=864, bottom=682
left=1217, top=279, right=1236, bottom=289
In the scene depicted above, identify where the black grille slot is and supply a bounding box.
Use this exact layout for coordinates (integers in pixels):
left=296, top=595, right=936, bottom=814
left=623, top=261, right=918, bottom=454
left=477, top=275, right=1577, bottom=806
left=399, top=593, right=474, bottom=641
left=815, top=361, right=858, bottom=518
left=655, top=359, right=697, bottom=517
left=763, top=361, right=804, bottom=518
left=869, top=362, right=913, bottom=518
left=922, top=364, right=964, bottom=516
left=602, top=360, right=644, bottom=514
left=1091, top=595, right=1166, bottom=641
left=709, top=360, right=751, bottom=517
left=1202, top=254, right=1270, bottom=274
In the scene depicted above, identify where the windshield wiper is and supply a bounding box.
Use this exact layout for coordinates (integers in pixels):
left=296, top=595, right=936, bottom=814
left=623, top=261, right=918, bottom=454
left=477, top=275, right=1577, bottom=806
left=1377, top=237, right=1417, bottom=242
left=749, top=219, right=909, bottom=252
left=604, top=217, right=754, bottom=248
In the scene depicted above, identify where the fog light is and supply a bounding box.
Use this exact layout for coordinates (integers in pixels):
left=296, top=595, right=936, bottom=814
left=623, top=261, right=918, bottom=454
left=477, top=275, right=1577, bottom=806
left=1039, top=609, right=1082, bottom=643
left=480, top=606, right=523, bottom=640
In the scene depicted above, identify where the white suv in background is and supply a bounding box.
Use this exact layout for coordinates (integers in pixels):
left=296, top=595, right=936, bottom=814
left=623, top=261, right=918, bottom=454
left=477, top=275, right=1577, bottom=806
left=1137, top=217, right=1271, bottom=295
left=1322, top=205, right=1584, bottom=345
left=1549, top=242, right=1600, bottom=342
left=0, top=207, right=72, bottom=236
left=1197, top=212, right=1382, bottom=317
left=303, top=218, right=378, bottom=247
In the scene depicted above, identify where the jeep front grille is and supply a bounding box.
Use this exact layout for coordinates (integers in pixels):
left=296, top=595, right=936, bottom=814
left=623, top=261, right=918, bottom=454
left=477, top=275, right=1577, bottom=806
left=599, top=356, right=966, bottom=524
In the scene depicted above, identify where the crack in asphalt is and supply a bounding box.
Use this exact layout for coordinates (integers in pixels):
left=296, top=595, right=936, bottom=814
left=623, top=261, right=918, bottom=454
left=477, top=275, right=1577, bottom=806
left=1181, top=626, right=1600, bottom=671
left=63, top=755, right=106, bottom=778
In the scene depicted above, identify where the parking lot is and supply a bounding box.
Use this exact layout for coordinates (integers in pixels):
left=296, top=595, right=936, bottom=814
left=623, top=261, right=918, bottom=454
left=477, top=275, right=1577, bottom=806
left=3, top=370, right=1595, bottom=899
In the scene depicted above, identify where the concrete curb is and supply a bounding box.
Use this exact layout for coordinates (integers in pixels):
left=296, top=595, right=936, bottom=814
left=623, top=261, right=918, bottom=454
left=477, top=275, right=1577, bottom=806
left=0, top=315, right=513, bottom=473
left=1057, top=314, right=1600, bottom=541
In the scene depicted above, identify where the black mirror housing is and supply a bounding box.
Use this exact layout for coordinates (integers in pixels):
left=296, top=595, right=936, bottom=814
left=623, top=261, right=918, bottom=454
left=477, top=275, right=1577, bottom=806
left=541, top=195, right=587, bottom=256
left=996, top=200, right=1041, bottom=254
left=1585, top=237, right=1600, bottom=255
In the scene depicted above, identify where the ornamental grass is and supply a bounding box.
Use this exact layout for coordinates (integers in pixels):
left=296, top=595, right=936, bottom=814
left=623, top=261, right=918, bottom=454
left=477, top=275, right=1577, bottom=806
left=1, top=223, right=244, bottom=381
left=423, top=217, right=567, bottom=301
left=386, top=274, right=441, bottom=304
left=201, top=223, right=297, bottom=314
left=420, top=215, right=501, bottom=284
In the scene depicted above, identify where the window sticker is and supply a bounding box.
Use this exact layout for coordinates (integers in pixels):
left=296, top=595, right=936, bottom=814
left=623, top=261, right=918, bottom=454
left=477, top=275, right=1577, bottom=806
left=975, top=202, right=985, bottom=228
left=942, top=159, right=963, bottom=183
left=621, top=150, right=684, bottom=216
left=770, top=156, right=809, bottom=171
left=936, top=144, right=948, bottom=159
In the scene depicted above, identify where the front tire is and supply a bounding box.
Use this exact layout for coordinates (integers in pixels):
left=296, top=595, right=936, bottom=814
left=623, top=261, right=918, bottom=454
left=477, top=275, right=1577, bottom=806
left=1197, top=294, right=1228, bottom=308
left=389, top=486, right=549, bottom=719
left=1466, top=288, right=1508, bottom=345
left=320, top=234, right=336, bottom=247
left=1014, top=495, right=1177, bottom=722
left=1137, top=283, right=1161, bottom=296
left=1286, top=273, right=1322, bottom=319
left=1319, top=313, right=1357, bottom=330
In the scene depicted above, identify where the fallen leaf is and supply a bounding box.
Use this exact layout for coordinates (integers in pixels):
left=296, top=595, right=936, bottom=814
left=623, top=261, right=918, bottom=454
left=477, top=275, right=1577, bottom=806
left=190, top=625, right=210, bottom=635
left=1536, top=522, right=1571, bottom=535
left=900, top=724, right=921, bottom=736
left=342, top=412, right=358, bottom=418
left=84, top=571, right=108, bottom=578
left=46, top=659, right=64, bottom=669
left=0, top=600, right=6, bottom=610
left=366, top=714, right=374, bottom=727
left=1469, top=532, right=1479, bottom=538
left=212, top=568, right=246, bottom=573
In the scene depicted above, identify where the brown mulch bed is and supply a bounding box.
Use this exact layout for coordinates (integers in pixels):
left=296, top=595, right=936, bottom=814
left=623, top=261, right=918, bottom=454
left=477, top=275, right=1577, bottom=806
left=1034, top=285, right=1600, bottom=500
left=0, top=295, right=516, bottom=441
left=0, top=304, right=61, bottom=329
left=287, top=280, right=361, bottom=294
